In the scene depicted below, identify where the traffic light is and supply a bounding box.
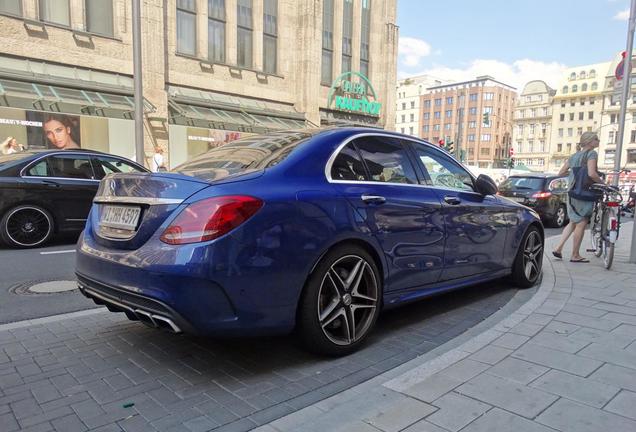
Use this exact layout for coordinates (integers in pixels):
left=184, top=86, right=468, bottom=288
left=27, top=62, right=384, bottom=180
left=483, top=112, right=490, bottom=126
left=438, top=139, right=445, bottom=147
left=509, top=147, right=515, bottom=157
left=445, top=140, right=454, bottom=154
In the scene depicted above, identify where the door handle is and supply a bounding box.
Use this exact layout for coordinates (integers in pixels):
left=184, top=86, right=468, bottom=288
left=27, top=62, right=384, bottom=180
left=43, top=180, right=61, bottom=188
left=361, top=195, right=386, bottom=204
left=444, top=196, right=461, bottom=205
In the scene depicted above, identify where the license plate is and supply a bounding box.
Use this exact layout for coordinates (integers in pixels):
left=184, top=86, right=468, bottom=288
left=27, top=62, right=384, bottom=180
left=510, top=197, right=526, bottom=203
left=100, top=205, right=141, bottom=231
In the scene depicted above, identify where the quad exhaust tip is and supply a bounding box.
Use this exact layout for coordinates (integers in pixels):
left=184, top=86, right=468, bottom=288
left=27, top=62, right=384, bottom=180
left=79, top=284, right=182, bottom=333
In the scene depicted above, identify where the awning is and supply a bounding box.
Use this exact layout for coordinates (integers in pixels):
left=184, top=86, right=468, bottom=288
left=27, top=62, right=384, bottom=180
left=167, top=85, right=306, bottom=133
left=0, top=77, right=155, bottom=119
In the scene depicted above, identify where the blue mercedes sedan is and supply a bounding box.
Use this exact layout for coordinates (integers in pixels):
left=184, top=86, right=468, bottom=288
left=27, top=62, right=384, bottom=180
left=76, top=128, right=543, bottom=355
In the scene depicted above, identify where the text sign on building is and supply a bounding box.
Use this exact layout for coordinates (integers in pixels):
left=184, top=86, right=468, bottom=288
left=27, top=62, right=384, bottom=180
left=327, top=72, right=382, bottom=117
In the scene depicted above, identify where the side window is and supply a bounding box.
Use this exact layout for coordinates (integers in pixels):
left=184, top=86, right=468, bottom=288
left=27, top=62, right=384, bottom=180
left=26, top=160, right=50, bottom=177
left=330, top=143, right=367, bottom=181
left=353, top=137, right=419, bottom=185
left=412, top=144, right=474, bottom=191
left=46, top=155, right=95, bottom=179
left=95, top=157, right=143, bottom=180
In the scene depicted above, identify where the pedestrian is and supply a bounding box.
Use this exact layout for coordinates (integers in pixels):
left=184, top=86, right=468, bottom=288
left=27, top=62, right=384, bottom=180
left=552, top=132, right=603, bottom=263
left=151, top=146, right=166, bottom=172
left=1, top=137, right=18, bottom=154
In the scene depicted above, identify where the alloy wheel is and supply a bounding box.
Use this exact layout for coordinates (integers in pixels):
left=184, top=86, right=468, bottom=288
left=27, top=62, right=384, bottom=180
left=556, top=207, right=566, bottom=227
left=5, top=207, right=52, bottom=247
left=317, top=255, right=378, bottom=346
left=522, top=231, right=543, bottom=282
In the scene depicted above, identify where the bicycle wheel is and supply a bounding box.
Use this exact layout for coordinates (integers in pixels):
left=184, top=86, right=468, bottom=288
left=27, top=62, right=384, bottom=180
left=601, top=208, right=615, bottom=270
left=590, top=207, right=603, bottom=257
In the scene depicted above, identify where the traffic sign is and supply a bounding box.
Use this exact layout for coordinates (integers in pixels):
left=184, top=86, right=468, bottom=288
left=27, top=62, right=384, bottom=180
left=616, top=51, right=628, bottom=81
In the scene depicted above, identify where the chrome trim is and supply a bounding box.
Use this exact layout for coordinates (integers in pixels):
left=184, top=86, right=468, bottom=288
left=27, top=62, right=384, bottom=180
left=151, top=314, right=182, bottom=333
left=21, top=175, right=99, bottom=183
left=324, top=131, right=477, bottom=187
left=97, top=225, right=137, bottom=241
left=135, top=309, right=157, bottom=326
left=93, top=196, right=183, bottom=205
left=66, top=218, right=87, bottom=222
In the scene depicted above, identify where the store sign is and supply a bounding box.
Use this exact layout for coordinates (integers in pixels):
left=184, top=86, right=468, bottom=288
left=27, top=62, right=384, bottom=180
left=327, top=72, right=382, bottom=117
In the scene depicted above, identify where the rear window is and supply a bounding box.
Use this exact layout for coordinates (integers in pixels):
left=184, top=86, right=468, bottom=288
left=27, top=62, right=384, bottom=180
left=174, top=131, right=311, bottom=181
left=499, top=177, right=545, bottom=191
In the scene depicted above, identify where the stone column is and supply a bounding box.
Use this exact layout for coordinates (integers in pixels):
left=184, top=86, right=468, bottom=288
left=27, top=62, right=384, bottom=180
left=22, top=0, right=37, bottom=19
left=69, top=0, right=84, bottom=30
left=351, top=0, right=361, bottom=73
left=294, top=0, right=321, bottom=126
left=196, top=0, right=208, bottom=59
left=226, top=0, right=238, bottom=65
left=140, top=0, right=169, bottom=168
left=252, top=0, right=263, bottom=70
left=332, top=0, right=343, bottom=77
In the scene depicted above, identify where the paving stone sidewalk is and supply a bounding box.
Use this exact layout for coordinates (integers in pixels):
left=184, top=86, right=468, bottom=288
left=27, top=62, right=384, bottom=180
left=257, top=222, right=636, bottom=432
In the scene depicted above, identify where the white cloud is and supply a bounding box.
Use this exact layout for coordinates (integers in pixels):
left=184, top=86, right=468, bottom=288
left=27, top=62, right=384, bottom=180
left=399, top=58, right=568, bottom=91
left=398, top=37, right=432, bottom=68
left=614, top=9, right=630, bottom=20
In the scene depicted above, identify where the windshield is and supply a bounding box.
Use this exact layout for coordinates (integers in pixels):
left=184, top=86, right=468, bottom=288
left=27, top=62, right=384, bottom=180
left=174, top=131, right=312, bottom=181
left=499, top=177, right=545, bottom=191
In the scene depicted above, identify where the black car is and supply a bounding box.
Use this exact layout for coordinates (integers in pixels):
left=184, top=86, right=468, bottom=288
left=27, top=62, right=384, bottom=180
left=0, top=149, right=147, bottom=248
left=498, top=173, right=569, bottom=228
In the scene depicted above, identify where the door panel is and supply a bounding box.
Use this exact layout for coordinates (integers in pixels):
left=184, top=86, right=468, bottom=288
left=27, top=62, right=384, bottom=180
left=408, top=142, right=508, bottom=281
left=329, top=137, right=445, bottom=290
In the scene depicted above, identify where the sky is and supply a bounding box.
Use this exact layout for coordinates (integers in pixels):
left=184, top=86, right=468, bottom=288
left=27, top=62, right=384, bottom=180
left=396, top=0, right=630, bottom=90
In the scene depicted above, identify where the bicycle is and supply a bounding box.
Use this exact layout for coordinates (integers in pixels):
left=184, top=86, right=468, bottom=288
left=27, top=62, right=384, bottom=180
left=589, top=183, right=623, bottom=270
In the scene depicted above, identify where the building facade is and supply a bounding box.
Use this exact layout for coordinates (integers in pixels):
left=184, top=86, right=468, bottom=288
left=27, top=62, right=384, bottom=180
left=547, top=62, right=610, bottom=171
left=511, top=80, right=555, bottom=171
left=394, top=74, right=447, bottom=138
left=420, top=76, right=516, bottom=168
left=599, top=52, right=636, bottom=172
left=0, top=0, right=398, bottom=168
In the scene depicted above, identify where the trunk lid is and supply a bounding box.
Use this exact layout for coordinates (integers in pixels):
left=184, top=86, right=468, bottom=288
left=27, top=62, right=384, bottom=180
left=90, top=172, right=211, bottom=249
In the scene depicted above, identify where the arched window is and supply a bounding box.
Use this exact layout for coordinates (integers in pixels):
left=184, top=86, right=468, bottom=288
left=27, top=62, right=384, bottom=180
left=570, top=72, right=576, bottom=80
left=590, top=69, right=596, bottom=78
left=572, top=84, right=578, bottom=92
left=591, top=82, right=598, bottom=91
left=582, top=83, right=588, bottom=91
left=562, top=86, right=568, bottom=94
left=579, top=71, right=586, bottom=79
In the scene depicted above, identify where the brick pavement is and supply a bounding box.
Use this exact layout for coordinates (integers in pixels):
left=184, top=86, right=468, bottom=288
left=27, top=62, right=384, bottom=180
left=0, top=271, right=517, bottom=431
left=256, top=222, right=636, bottom=432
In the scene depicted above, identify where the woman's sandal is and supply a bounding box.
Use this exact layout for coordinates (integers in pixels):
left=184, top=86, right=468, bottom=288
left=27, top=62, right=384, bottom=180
left=552, top=251, right=563, bottom=259
left=570, top=258, right=590, bottom=263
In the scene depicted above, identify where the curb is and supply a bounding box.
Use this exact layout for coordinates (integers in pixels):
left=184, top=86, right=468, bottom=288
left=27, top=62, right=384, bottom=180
left=0, top=307, right=106, bottom=333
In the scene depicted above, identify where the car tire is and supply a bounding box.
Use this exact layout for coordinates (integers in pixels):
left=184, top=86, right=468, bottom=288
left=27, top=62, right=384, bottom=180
left=511, top=225, right=543, bottom=288
left=551, top=205, right=567, bottom=228
left=0, top=205, right=54, bottom=248
left=297, top=244, right=381, bottom=356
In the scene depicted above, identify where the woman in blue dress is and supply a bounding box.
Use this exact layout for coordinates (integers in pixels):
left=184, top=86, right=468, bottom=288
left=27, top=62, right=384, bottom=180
left=552, top=132, right=603, bottom=262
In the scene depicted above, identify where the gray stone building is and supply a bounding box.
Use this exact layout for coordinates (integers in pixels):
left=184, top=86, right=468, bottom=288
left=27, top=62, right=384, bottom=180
left=0, top=0, right=398, bottom=167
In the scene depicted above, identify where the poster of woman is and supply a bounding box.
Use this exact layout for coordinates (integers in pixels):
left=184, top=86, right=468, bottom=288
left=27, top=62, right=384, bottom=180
left=42, top=114, right=81, bottom=149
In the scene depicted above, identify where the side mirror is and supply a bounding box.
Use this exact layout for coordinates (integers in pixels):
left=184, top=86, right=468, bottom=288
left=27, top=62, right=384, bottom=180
left=475, top=174, right=498, bottom=196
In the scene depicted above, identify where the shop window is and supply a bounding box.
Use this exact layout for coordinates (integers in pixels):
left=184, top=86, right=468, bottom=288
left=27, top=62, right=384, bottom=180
left=39, top=0, right=70, bottom=26
left=0, top=0, right=21, bottom=16
left=321, top=0, right=334, bottom=84
left=85, top=0, right=113, bottom=36
left=237, top=0, right=253, bottom=68
left=176, top=0, right=196, bottom=56
left=208, top=0, right=226, bottom=63
left=341, top=0, right=353, bottom=73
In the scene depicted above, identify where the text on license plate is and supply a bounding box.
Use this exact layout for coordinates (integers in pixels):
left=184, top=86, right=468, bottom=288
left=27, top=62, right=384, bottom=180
left=100, top=205, right=141, bottom=230
left=510, top=197, right=526, bottom=203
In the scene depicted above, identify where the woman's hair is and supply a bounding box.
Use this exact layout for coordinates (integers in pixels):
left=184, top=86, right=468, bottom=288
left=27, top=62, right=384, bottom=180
left=1, top=136, right=14, bottom=154
left=579, top=131, right=599, bottom=148
left=43, top=114, right=75, bottom=130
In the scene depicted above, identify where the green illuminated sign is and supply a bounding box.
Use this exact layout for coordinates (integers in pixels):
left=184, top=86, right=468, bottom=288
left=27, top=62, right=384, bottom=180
left=327, top=72, right=382, bottom=117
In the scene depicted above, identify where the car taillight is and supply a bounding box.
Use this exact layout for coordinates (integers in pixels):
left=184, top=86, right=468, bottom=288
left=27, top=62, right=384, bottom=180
left=607, top=201, right=620, bottom=207
left=532, top=191, right=552, bottom=199
left=160, top=195, right=263, bottom=245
